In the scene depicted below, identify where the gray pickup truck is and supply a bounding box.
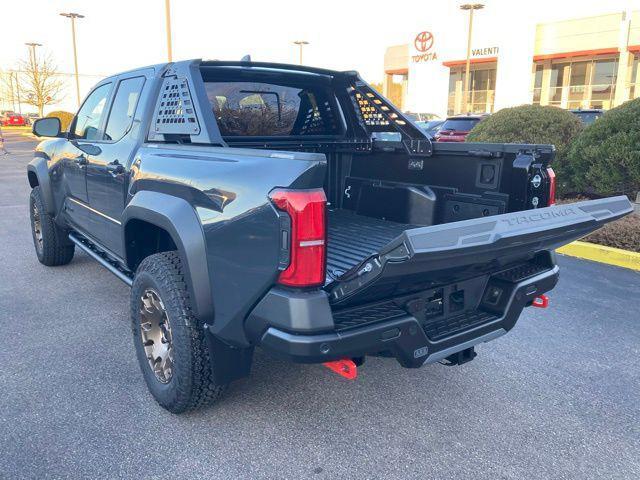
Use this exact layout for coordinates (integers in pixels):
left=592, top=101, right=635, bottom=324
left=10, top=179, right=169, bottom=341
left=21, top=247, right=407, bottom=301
left=28, top=59, right=631, bottom=413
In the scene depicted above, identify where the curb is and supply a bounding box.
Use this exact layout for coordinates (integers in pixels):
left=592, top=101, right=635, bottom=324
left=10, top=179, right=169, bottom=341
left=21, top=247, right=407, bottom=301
left=556, top=241, right=640, bottom=271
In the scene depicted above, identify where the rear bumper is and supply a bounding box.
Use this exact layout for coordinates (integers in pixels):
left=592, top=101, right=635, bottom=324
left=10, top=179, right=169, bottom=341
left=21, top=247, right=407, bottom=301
left=248, top=265, right=559, bottom=368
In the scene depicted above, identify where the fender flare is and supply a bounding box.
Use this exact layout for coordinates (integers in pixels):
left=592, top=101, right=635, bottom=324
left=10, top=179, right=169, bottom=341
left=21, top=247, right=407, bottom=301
left=122, top=191, right=214, bottom=323
left=27, top=156, right=55, bottom=214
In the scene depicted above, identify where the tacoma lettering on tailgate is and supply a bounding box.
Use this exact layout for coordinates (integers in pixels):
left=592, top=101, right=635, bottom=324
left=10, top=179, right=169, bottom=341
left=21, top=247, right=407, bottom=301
left=501, top=207, right=577, bottom=227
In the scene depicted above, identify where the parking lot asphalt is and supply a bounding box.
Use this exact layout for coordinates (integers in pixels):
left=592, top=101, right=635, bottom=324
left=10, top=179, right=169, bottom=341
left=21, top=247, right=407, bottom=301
left=0, top=129, right=639, bottom=479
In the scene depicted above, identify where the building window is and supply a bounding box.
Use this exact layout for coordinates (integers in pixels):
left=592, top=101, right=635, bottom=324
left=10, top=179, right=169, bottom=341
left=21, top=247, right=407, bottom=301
left=389, top=74, right=408, bottom=110
left=630, top=54, right=640, bottom=101
left=567, top=61, right=589, bottom=109
left=548, top=62, right=569, bottom=107
left=533, top=56, right=618, bottom=110
left=532, top=64, right=544, bottom=105
left=447, top=63, right=497, bottom=115
left=589, top=58, right=617, bottom=109
left=447, top=70, right=462, bottom=115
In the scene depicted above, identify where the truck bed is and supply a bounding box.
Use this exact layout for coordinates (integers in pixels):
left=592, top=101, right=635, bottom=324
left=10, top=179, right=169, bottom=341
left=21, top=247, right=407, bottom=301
left=326, top=210, right=414, bottom=282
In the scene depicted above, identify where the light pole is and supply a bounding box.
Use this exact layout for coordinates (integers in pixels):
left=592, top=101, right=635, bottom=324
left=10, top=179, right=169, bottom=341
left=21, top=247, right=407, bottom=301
left=25, top=42, right=42, bottom=67
left=165, top=0, right=173, bottom=62
left=7, top=72, right=16, bottom=112
left=460, top=3, right=484, bottom=114
left=13, top=72, right=22, bottom=114
left=293, top=41, right=309, bottom=65
left=60, top=12, right=84, bottom=107
left=24, top=43, right=42, bottom=116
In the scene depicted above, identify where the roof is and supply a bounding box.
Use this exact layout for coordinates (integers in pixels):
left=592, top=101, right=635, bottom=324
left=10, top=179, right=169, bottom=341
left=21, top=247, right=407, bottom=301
left=95, top=59, right=357, bottom=86
left=445, top=114, right=490, bottom=120
left=199, top=60, right=355, bottom=78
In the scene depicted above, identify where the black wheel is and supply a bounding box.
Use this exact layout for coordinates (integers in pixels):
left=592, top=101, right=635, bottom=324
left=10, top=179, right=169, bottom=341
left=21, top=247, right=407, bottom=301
left=130, top=251, right=227, bottom=413
left=29, top=187, right=74, bottom=266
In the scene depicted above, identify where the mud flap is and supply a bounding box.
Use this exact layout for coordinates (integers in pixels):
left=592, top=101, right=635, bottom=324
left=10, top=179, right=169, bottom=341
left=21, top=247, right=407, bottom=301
left=204, top=327, right=254, bottom=384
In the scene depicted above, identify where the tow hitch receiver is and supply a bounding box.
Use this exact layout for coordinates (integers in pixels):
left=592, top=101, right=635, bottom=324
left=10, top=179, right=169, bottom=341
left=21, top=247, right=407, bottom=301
left=442, top=347, right=477, bottom=366
left=323, top=358, right=357, bottom=380
left=532, top=294, right=549, bottom=308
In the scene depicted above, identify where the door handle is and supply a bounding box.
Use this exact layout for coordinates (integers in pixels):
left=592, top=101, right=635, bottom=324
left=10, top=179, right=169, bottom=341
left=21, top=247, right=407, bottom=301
left=106, top=160, right=125, bottom=175
left=74, top=154, right=88, bottom=166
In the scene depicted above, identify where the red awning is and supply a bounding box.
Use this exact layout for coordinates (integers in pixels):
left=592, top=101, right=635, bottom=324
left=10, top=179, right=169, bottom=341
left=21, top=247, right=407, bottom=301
left=442, top=57, right=497, bottom=68
left=384, top=68, right=408, bottom=75
left=533, top=48, right=618, bottom=61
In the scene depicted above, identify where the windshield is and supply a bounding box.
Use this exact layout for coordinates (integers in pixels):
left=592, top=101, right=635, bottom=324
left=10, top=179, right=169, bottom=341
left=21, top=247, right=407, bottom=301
left=573, top=112, right=603, bottom=125
left=440, top=118, right=481, bottom=132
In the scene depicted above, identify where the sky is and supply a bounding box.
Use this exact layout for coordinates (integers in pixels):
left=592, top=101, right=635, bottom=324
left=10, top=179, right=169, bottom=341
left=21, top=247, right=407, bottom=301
left=2, top=0, right=640, bottom=113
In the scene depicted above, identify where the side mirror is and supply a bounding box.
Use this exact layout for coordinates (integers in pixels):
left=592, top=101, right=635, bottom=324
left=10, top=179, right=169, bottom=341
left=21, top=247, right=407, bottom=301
left=33, top=117, right=62, bottom=138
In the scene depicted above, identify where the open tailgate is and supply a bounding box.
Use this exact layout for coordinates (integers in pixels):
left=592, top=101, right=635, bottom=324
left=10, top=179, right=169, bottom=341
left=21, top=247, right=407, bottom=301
left=326, top=196, right=633, bottom=306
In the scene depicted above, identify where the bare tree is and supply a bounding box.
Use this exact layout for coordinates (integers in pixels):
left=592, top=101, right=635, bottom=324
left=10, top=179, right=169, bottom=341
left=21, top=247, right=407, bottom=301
left=18, top=51, right=65, bottom=117
left=0, top=71, right=18, bottom=112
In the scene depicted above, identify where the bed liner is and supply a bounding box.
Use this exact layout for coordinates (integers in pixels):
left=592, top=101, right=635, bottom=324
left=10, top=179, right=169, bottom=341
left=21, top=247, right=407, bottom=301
left=326, top=210, right=415, bottom=282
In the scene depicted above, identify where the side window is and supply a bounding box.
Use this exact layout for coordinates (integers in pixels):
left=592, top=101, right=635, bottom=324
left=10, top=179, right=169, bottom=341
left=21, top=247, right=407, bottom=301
left=104, top=77, right=146, bottom=141
left=72, top=83, right=111, bottom=140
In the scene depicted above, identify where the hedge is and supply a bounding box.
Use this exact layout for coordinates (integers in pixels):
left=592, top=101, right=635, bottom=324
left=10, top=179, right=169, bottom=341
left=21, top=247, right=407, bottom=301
left=466, top=105, right=583, bottom=195
left=565, top=98, right=640, bottom=199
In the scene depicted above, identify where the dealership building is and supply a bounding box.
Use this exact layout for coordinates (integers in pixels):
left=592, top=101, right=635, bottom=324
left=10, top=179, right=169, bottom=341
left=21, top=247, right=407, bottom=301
left=383, top=10, right=640, bottom=117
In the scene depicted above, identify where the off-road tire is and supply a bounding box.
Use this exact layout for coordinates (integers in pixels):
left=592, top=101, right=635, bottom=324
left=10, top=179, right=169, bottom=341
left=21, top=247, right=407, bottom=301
left=131, top=251, right=227, bottom=413
left=29, top=187, right=74, bottom=266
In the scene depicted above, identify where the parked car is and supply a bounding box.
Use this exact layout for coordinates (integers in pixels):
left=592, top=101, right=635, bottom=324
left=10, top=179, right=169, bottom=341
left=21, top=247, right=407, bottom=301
left=570, top=108, right=604, bottom=125
left=28, top=59, right=632, bottom=413
left=24, top=113, right=40, bottom=126
left=1, top=112, right=27, bottom=126
left=416, top=119, right=444, bottom=139
left=405, top=112, right=440, bottom=122
left=434, top=114, right=489, bottom=142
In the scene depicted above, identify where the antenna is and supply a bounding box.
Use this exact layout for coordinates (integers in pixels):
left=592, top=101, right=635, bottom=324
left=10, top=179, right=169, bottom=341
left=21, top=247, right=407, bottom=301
left=240, top=54, right=251, bottom=62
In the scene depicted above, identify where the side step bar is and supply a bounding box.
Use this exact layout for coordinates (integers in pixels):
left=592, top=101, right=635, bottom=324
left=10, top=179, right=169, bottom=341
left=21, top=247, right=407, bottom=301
left=68, top=233, right=134, bottom=287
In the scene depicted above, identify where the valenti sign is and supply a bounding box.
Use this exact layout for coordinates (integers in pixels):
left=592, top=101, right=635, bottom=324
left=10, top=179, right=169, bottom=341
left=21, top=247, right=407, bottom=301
left=412, top=31, right=438, bottom=63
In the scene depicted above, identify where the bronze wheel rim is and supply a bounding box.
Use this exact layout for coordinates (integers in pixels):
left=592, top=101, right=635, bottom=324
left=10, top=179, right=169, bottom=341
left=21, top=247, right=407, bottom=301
left=32, top=201, right=43, bottom=253
left=140, top=288, right=174, bottom=384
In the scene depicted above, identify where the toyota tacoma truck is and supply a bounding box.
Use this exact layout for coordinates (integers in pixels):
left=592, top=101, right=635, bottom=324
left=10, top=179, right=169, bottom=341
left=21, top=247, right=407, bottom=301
left=27, top=59, right=632, bottom=413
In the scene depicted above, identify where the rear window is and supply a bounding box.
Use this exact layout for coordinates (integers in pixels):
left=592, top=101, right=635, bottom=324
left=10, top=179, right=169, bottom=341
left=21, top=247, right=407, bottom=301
left=204, top=81, right=341, bottom=137
left=441, top=118, right=481, bottom=131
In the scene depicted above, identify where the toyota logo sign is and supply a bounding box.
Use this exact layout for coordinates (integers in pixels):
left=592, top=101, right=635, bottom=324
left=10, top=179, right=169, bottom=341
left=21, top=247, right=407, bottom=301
left=414, top=31, right=434, bottom=53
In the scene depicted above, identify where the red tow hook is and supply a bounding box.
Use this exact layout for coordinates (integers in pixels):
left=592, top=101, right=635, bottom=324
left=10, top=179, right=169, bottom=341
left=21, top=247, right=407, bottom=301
left=323, top=358, right=357, bottom=380
left=532, top=294, right=549, bottom=308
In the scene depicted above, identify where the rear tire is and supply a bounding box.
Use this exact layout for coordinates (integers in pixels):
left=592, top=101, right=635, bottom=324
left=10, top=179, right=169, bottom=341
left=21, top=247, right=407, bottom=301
left=130, top=251, right=227, bottom=413
left=29, top=187, right=74, bottom=266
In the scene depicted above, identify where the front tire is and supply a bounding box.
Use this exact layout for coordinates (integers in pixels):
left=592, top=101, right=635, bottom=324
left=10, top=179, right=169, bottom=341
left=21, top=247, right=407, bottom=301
left=130, top=251, right=227, bottom=413
left=29, top=187, right=74, bottom=266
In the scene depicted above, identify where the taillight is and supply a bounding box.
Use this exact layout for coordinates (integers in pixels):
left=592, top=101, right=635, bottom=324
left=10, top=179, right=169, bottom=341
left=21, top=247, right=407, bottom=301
left=547, top=167, right=556, bottom=206
left=270, top=188, right=326, bottom=287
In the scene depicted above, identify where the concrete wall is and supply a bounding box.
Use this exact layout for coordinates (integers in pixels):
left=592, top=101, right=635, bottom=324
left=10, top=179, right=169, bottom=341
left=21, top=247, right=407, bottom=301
left=534, top=13, right=623, bottom=55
